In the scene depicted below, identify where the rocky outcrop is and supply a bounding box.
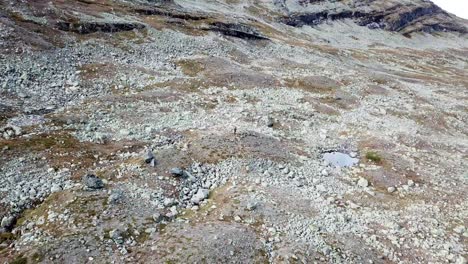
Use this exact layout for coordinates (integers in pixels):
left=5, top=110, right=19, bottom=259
left=205, top=22, right=269, bottom=40
left=280, top=0, right=467, bottom=34
left=57, top=21, right=146, bottom=34
left=135, top=7, right=208, bottom=21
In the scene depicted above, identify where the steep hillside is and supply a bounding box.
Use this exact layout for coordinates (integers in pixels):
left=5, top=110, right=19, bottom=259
left=0, top=0, right=467, bottom=263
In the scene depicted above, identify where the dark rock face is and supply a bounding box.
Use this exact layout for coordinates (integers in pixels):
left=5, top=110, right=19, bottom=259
left=146, top=0, right=174, bottom=4
left=135, top=7, right=207, bottom=21
left=206, top=22, right=269, bottom=40
left=57, top=21, right=146, bottom=34
left=298, top=0, right=326, bottom=5
left=282, top=10, right=362, bottom=27
left=280, top=0, right=467, bottom=34
left=389, top=5, right=441, bottom=31
left=135, top=6, right=267, bottom=40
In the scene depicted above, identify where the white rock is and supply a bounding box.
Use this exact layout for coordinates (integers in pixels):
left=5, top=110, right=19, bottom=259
left=348, top=202, right=360, bottom=209
left=163, top=198, right=176, bottom=207
left=50, top=184, right=62, bottom=193
left=456, top=256, right=467, bottom=264
left=387, top=187, right=396, bottom=193
left=119, top=129, right=131, bottom=137
left=29, top=188, right=37, bottom=196
left=357, top=177, right=369, bottom=187
left=246, top=201, right=257, bottom=211
left=1, top=216, right=14, bottom=228
left=36, top=216, right=45, bottom=225
left=145, top=228, right=157, bottom=234
left=454, top=225, right=465, bottom=234
left=191, top=188, right=209, bottom=204
left=145, top=126, right=155, bottom=134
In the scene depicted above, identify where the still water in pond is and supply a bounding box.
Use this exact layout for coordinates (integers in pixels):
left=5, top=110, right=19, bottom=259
left=323, top=152, right=359, bottom=167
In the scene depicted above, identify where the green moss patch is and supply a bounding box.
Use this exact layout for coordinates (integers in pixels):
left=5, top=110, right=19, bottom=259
left=365, top=151, right=383, bottom=163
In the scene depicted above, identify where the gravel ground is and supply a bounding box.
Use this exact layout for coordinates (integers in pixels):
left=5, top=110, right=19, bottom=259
left=0, top=0, right=467, bottom=263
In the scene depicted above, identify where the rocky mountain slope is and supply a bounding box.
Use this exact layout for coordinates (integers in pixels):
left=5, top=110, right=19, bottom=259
left=0, top=0, right=467, bottom=263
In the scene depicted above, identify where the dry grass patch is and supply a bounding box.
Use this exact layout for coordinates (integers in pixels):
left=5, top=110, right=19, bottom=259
left=359, top=84, right=390, bottom=97
left=176, top=59, right=206, bottom=77
left=16, top=192, right=72, bottom=227
left=284, top=76, right=341, bottom=94
left=358, top=138, right=422, bottom=190
left=0, top=131, right=145, bottom=180
left=0, top=133, right=80, bottom=153
left=319, top=90, right=359, bottom=110
left=79, top=63, right=118, bottom=81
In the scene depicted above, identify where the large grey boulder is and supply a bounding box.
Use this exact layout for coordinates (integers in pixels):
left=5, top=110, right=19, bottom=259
left=82, top=174, right=104, bottom=190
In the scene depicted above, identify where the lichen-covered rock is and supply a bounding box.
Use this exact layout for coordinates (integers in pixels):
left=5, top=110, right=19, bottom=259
left=82, top=174, right=104, bottom=190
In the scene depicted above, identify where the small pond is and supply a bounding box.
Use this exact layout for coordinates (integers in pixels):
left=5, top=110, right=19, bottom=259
left=323, top=152, right=359, bottom=168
